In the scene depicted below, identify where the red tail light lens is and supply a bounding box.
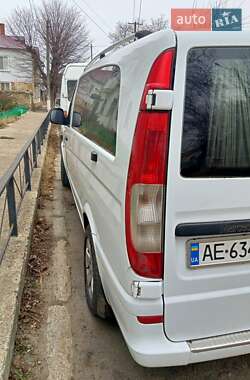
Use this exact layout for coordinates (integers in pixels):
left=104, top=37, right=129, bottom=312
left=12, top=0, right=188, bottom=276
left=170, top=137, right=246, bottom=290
left=140, top=49, right=175, bottom=111
left=137, top=315, right=164, bottom=324
left=125, top=48, right=175, bottom=279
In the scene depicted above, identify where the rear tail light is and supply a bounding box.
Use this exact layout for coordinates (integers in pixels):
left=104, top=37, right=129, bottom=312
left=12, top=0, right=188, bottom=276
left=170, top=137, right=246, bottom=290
left=137, top=315, right=164, bottom=324
left=131, top=184, right=163, bottom=253
left=125, top=49, right=175, bottom=279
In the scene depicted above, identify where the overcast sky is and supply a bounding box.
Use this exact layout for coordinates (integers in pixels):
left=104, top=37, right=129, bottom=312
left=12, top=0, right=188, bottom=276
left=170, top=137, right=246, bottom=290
left=1, top=0, right=250, bottom=56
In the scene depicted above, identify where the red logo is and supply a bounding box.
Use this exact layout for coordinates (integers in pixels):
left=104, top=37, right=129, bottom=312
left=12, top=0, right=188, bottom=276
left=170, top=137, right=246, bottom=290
left=171, top=9, right=212, bottom=31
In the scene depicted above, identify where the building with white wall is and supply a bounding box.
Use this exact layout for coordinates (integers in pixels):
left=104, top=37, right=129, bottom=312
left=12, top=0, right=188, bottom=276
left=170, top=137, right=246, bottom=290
left=0, top=23, right=42, bottom=104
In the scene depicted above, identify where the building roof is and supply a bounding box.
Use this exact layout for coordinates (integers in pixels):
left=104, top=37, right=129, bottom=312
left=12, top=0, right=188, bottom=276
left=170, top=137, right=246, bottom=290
left=0, top=35, right=26, bottom=50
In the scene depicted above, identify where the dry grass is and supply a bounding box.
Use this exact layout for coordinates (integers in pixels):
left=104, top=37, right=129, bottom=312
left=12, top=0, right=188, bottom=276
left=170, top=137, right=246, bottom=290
left=0, top=116, right=19, bottom=129
left=0, top=120, right=7, bottom=129
left=9, top=127, right=59, bottom=380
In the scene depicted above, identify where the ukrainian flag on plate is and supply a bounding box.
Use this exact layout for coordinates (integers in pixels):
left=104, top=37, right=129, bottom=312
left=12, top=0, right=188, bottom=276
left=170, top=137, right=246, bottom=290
left=190, top=243, right=200, bottom=266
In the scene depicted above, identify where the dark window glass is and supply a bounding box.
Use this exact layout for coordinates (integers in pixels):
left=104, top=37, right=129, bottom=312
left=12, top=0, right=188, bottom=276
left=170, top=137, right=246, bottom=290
left=181, top=47, right=250, bottom=177
left=67, top=80, right=77, bottom=101
left=0, top=56, right=8, bottom=71
left=73, top=66, right=120, bottom=155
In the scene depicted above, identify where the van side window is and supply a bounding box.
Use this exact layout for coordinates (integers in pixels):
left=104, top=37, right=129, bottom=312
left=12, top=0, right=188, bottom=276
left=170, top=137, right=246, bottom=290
left=181, top=47, right=250, bottom=177
left=73, top=65, right=120, bottom=155
left=67, top=80, right=77, bottom=101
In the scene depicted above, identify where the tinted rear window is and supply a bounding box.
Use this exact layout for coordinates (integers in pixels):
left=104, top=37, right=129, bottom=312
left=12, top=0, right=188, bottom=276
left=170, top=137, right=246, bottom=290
left=181, top=47, right=250, bottom=177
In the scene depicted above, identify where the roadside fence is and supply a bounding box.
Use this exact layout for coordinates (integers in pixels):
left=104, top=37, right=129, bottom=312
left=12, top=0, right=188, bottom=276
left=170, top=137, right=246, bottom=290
left=0, top=114, right=49, bottom=263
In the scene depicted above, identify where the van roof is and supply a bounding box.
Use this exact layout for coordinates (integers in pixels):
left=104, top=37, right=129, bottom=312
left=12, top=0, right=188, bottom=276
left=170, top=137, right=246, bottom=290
left=85, top=29, right=250, bottom=73
left=175, top=29, right=250, bottom=44
left=85, top=30, right=176, bottom=72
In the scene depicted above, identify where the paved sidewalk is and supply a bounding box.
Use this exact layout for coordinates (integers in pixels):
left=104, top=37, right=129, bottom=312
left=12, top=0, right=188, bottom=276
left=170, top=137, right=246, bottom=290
left=0, top=111, right=47, bottom=177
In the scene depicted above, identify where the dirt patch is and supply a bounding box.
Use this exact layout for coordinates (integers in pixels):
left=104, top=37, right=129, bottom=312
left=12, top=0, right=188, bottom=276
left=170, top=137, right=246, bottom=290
left=9, top=126, right=59, bottom=380
left=0, top=117, right=18, bottom=129
left=0, top=122, right=7, bottom=129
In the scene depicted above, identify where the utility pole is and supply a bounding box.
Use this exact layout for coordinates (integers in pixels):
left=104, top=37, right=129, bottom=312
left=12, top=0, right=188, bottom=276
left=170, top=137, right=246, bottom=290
left=46, top=19, right=51, bottom=111
left=31, top=48, right=35, bottom=111
left=128, top=21, right=143, bottom=34
left=90, top=43, right=93, bottom=60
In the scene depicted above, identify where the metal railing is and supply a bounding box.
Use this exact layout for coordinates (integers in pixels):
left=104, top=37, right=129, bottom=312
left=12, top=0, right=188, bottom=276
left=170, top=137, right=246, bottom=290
left=0, top=114, right=49, bottom=263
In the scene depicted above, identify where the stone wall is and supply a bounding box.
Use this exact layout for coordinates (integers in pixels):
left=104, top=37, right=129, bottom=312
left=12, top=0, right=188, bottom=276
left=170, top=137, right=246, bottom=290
left=6, top=90, right=32, bottom=107
left=2, top=90, right=44, bottom=109
left=11, top=82, right=33, bottom=92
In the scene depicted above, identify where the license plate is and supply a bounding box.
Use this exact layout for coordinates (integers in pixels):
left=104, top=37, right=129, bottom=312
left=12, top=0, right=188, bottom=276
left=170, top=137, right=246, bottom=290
left=188, top=236, right=250, bottom=268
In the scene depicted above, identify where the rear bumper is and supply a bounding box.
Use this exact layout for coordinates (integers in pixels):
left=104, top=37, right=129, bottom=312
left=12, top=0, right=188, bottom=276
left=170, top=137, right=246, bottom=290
left=106, top=273, right=250, bottom=367
left=120, top=311, right=190, bottom=367
left=123, top=312, right=250, bottom=367
left=95, top=240, right=250, bottom=367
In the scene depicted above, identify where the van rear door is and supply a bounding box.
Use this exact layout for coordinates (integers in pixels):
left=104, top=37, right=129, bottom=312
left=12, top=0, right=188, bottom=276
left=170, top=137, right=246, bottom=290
left=164, top=32, right=250, bottom=342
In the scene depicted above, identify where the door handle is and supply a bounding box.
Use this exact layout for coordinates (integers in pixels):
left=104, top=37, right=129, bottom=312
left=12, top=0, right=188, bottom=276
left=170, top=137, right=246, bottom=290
left=65, top=136, right=68, bottom=142
left=91, top=151, right=98, bottom=162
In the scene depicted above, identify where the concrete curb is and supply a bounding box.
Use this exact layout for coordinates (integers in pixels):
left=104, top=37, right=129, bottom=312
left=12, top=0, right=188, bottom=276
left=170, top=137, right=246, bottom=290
left=0, top=125, right=51, bottom=380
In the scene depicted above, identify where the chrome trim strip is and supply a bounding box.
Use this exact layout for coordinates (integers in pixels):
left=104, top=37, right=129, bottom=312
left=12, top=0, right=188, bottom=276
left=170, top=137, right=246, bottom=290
left=189, top=330, right=250, bottom=353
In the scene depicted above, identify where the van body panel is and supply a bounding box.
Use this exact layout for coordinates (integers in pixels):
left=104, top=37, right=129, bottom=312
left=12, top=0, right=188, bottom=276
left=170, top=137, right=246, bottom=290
left=60, top=63, right=86, bottom=113
left=164, top=31, right=250, bottom=342
left=60, top=29, right=250, bottom=365
left=65, top=30, right=176, bottom=295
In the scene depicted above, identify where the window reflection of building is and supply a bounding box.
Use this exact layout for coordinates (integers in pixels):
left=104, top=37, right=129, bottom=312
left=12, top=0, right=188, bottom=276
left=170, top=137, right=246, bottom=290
left=74, top=66, right=120, bottom=155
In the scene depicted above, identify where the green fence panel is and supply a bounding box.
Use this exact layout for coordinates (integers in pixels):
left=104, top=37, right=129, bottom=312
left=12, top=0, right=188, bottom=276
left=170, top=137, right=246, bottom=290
left=0, top=106, right=28, bottom=120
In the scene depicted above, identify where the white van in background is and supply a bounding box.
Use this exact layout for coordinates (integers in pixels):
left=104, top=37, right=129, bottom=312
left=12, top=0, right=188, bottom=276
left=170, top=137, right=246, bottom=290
left=60, top=63, right=86, bottom=114
left=50, top=30, right=250, bottom=367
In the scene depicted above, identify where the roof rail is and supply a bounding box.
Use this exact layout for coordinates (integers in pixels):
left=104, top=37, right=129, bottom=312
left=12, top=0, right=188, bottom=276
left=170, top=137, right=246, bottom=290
left=85, top=30, right=153, bottom=70
left=85, top=32, right=145, bottom=68
left=85, top=34, right=136, bottom=69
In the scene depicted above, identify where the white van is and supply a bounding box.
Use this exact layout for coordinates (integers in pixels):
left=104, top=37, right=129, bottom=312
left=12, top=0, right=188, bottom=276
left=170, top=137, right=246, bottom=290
left=50, top=30, right=250, bottom=367
left=60, top=63, right=86, bottom=114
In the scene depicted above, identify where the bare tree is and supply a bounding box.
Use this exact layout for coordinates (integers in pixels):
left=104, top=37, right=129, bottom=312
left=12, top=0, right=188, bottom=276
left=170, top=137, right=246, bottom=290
left=144, top=15, right=168, bottom=32
left=195, top=0, right=239, bottom=8
left=109, top=15, right=168, bottom=43
left=109, top=22, right=134, bottom=43
left=7, top=6, right=45, bottom=102
left=8, top=0, right=90, bottom=105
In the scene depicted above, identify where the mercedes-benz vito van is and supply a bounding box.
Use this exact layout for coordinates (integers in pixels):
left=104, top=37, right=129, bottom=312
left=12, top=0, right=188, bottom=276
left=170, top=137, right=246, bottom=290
left=51, top=29, right=250, bottom=367
left=60, top=63, right=86, bottom=113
